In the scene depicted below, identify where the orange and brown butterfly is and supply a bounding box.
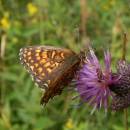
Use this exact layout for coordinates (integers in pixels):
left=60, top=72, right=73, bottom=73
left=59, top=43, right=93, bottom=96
left=19, top=46, right=85, bottom=105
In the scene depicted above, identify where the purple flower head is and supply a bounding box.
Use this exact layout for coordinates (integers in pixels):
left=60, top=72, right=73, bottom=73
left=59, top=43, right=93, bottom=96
left=76, top=48, right=116, bottom=112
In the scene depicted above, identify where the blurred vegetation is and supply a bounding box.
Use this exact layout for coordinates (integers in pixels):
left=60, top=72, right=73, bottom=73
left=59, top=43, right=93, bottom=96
left=0, top=0, right=130, bottom=130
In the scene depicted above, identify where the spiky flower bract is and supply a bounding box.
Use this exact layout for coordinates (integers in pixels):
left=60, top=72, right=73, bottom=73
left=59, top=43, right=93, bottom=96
left=76, top=48, right=115, bottom=112
left=109, top=60, right=130, bottom=110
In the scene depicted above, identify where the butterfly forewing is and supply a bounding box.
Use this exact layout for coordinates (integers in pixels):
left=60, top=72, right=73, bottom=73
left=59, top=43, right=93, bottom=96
left=19, top=46, right=81, bottom=104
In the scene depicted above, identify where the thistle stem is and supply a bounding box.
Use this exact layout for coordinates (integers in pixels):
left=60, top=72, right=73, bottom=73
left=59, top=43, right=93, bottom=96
left=122, top=33, right=128, bottom=130
left=124, top=109, right=128, bottom=130
left=122, top=33, right=127, bottom=61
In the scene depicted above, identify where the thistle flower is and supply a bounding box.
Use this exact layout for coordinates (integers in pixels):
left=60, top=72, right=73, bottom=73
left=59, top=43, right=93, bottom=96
left=76, top=48, right=116, bottom=112
left=109, top=60, right=130, bottom=110
left=111, top=94, right=130, bottom=111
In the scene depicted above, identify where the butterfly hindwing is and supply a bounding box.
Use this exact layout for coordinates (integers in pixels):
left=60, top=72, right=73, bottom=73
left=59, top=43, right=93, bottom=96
left=40, top=50, right=81, bottom=104
left=19, top=46, right=81, bottom=104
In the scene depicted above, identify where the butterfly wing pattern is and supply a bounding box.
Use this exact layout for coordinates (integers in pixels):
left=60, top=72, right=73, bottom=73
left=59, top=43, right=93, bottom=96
left=19, top=46, right=81, bottom=104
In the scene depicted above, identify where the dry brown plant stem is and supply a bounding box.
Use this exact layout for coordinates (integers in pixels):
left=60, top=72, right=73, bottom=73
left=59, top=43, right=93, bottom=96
left=122, top=33, right=128, bottom=130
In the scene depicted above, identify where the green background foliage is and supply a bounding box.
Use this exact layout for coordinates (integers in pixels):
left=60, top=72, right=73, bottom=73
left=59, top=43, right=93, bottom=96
left=0, top=0, right=130, bottom=130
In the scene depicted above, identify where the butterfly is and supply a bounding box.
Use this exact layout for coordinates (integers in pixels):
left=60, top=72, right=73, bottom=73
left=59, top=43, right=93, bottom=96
left=19, top=46, right=85, bottom=105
